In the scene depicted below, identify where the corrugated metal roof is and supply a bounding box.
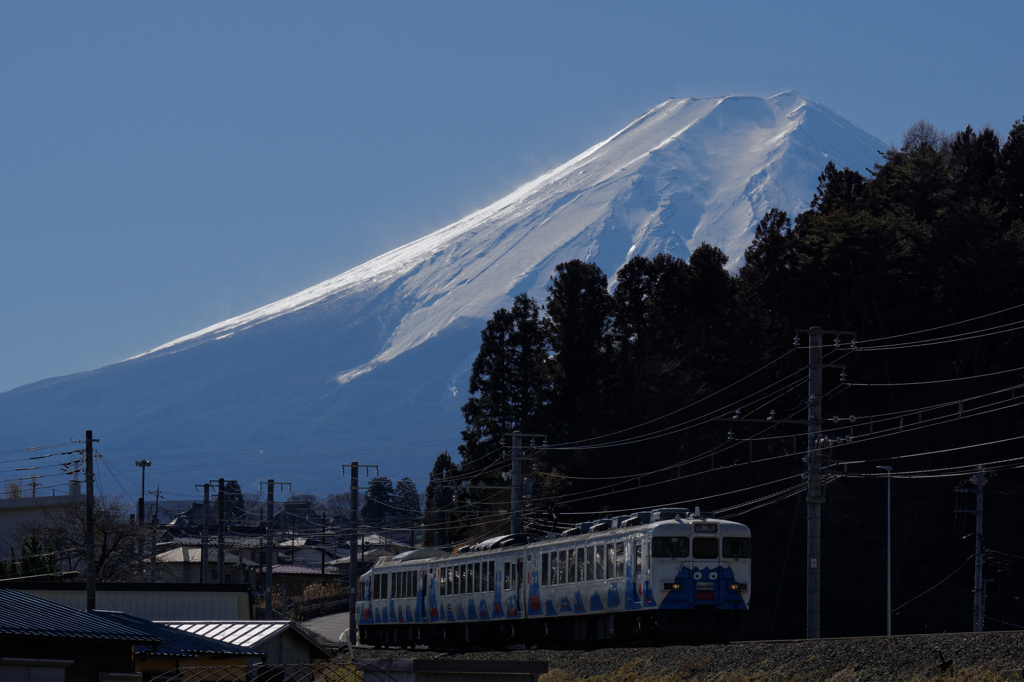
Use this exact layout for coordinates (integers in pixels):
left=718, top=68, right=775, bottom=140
left=159, top=621, right=291, bottom=649
left=0, top=589, right=161, bottom=644
left=91, top=611, right=265, bottom=658
left=160, top=620, right=332, bottom=660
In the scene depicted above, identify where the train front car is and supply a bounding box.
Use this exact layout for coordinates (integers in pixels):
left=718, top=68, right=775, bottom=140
left=651, top=508, right=751, bottom=638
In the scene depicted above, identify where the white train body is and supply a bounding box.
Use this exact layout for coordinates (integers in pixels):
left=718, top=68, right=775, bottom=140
left=357, top=508, right=750, bottom=648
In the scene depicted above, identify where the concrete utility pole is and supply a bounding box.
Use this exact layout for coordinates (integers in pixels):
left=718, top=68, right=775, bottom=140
left=85, top=430, right=97, bottom=611
left=511, top=432, right=523, bottom=535
left=877, top=465, right=893, bottom=636
left=135, top=459, right=150, bottom=525
left=956, top=465, right=988, bottom=632
left=342, top=462, right=378, bottom=647
left=505, top=431, right=543, bottom=535
left=259, top=479, right=291, bottom=619
left=806, top=326, right=824, bottom=639
left=199, top=483, right=210, bottom=583
left=217, top=478, right=226, bottom=584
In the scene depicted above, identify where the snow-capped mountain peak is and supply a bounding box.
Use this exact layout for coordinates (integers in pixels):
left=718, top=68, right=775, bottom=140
left=2, top=92, right=884, bottom=494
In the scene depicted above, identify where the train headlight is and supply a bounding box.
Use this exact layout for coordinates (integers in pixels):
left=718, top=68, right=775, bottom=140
left=728, top=582, right=748, bottom=592
left=663, top=582, right=681, bottom=590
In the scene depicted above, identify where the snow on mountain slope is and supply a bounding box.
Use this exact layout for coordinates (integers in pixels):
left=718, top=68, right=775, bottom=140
left=0, top=92, right=884, bottom=496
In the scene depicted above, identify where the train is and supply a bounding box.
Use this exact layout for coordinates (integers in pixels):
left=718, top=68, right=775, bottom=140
left=356, top=507, right=751, bottom=648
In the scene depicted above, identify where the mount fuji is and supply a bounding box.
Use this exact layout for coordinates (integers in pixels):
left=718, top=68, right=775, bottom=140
left=1, top=92, right=884, bottom=498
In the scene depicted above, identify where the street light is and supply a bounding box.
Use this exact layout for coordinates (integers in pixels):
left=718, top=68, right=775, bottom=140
left=877, top=465, right=893, bottom=636
left=135, top=460, right=151, bottom=526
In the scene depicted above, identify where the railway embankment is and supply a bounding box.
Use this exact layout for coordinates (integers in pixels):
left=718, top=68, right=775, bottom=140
left=352, top=631, right=1024, bottom=680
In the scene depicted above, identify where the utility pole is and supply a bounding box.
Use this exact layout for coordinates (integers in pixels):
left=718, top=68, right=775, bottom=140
left=956, top=465, right=988, bottom=632
left=504, top=432, right=543, bottom=535
left=806, top=326, right=823, bottom=639
left=511, top=432, right=523, bottom=535
left=85, top=430, right=97, bottom=611
left=217, top=478, right=226, bottom=584
left=135, top=459, right=151, bottom=525
left=198, top=483, right=210, bottom=583
left=342, top=462, right=378, bottom=646
left=877, top=465, right=893, bottom=636
left=149, top=485, right=163, bottom=581
left=259, top=479, right=290, bottom=619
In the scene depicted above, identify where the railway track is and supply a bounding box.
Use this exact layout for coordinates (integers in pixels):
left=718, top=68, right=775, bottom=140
left=352, top=630, right=1024, bottom=680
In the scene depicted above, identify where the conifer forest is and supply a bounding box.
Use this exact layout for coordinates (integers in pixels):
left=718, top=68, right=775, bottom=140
left=424, top=117, right=1024, bottom=639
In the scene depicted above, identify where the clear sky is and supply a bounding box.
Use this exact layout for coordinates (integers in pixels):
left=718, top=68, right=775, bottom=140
left=2, top=1, right=1022, bottom=393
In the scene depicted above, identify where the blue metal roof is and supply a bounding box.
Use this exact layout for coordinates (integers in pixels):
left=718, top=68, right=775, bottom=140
left=0, top=589, right=160, bottom=643
left=91, top=611, right=265, bottom=658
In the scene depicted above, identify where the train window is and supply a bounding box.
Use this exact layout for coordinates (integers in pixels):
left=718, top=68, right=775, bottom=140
left=547, top=552, right=555, bottom=585
left=693, top=537, right=719, bottom=559
left=586, top=546, right=595, bottom=580
left=462, top=564, right=469, bottom=594
left=568, top=548, right=576, bottom=583
left=476, top=562, right=482, bottom=592
left=653, top=537, right=689, bottom=558
left=489, top=561, right=496, bottom=591
left=542, top=553, right=549, bottom=586
left=595, top=545, right=605, bottom=580
left=447, top=566, right=454, bottom=595
left=615, top=542, right=625, bottom=577
left=481, top=562, right=488, bottom=592
left=634, top=542, right=642, bottom=580
left=723, top=537, right=752, bottom=559
left=373, top=574, right=380, bottom=599
left=503, top=561, right=511, bottom=590
left=577, top=548, right=585, bottom=582
left=558, top=550, right=567, bottom=584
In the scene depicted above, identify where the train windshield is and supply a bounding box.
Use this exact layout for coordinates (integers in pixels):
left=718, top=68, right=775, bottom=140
left=722, top=537, right=752, bottom=559
left=652, top=536, right=689, bottom=558
left=692, top=537, right=719, bottom=559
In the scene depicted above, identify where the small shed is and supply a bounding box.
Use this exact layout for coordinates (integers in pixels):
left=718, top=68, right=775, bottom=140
left=159, top=620, right=333, bottom=665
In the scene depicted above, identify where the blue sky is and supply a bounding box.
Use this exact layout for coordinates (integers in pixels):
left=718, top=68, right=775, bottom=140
left=2, top=1, right=1022, bottom=393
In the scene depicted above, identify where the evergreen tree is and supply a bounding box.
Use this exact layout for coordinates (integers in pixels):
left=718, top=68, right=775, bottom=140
left=360, top=477, right=394, bottom=527
left=423, top=452, right=460, bottom=546
left=543, top=260, right=614, bottom=444
left=460, top=293, right=549, bottom=470
left=392, top=477, right=421, bottom=525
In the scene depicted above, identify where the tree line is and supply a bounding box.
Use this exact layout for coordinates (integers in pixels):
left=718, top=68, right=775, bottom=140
left=424, top=116, right=1024, bottom=637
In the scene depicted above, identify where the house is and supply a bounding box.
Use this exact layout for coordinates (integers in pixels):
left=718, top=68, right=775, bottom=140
left=7, top=580, right=253, bottom=620
left=0, top=588, right=159, bottom=682
left=152, top=546, right=257, bottom=584
left=159, top=621, right=333, bottom=665
left=91, top=611, right=265, bottom=680
left=0, top=486, right=83, bottom=568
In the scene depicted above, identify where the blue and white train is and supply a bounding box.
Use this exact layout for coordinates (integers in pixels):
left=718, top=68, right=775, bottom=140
left=356, top=508, right=751, bottom=648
